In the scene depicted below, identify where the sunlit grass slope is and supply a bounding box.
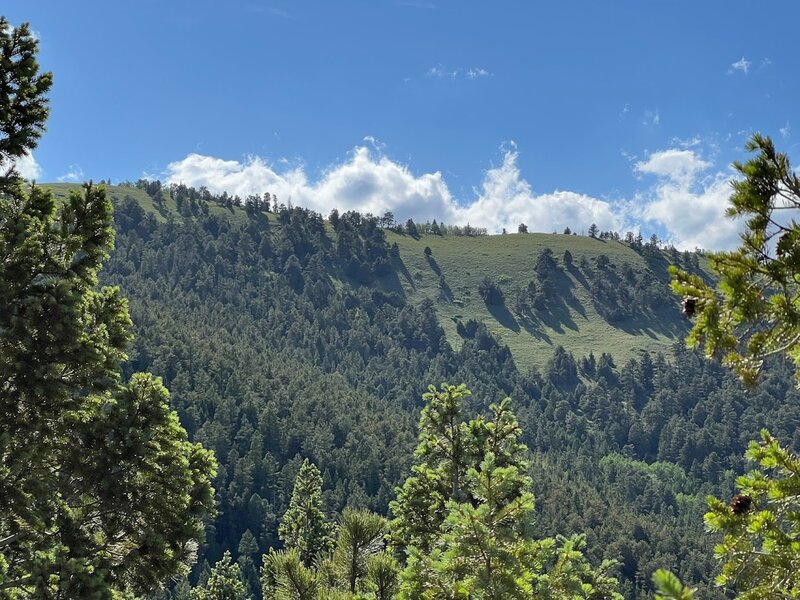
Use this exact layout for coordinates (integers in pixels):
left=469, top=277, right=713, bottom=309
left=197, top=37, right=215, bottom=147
left=384, top=230, right=694, bottom=371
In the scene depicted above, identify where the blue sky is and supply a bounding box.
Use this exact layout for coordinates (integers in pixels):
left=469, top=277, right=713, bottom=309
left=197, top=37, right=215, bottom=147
left=6, top=1, right=800, bottom=248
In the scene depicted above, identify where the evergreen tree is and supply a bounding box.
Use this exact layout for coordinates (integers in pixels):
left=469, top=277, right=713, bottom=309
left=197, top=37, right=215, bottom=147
left=0, top=20, right=216, bottom=598
left=278, top=459, right=335, bottom=566
left=672, top=134, right=800, bottom=386
left=391, top=385, right=622, bottom=599
left=191, top=551, right=248, bottom=600
left=0, top=18, right=51, bottom=183
left=666, top=135, right=800, bottom=596
left=261, top=549, right=318, bottom=600
left=703, top=431, right=800, bottom=598
left=330, top=509, right=386, bottom=594
left=365, top=552, right=400, bottom=600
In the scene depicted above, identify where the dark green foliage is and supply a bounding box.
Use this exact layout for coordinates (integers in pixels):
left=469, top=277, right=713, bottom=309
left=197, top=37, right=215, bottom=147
left=0, top=183, right=217, bottom=597
left=0, top=27, right=215, bottom=597
left=279, top=460, right=335, bottom=566
left=0, top=18, right=52, bottom=182
left=391, top=384, right=622, bottom=599
left=82, top=178, right=800, bottom=599
left=191, top=551, right=247, bottom=600
left=405, top=218, right=418, bottom=238
left=579, top=254, right=671, bottom=323
left=478, top=277, right=505, bottom=305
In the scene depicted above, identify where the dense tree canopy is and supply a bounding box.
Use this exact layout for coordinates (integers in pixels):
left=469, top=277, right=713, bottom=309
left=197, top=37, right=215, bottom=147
left=0, top=20, right=215, bottom=598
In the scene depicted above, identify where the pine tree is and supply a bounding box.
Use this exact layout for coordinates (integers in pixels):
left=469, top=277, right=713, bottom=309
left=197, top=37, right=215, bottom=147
left=703, top=431, right=800, bottom=598
left=391, top=385, right=622, bottom=599
left=261, top=548, right=319, bottom=600
left=330, top=509, right=386, bottom=594
left=0, top=18, right=51, bottom=184
left=365, top=552, right=400, bottom=600
left=666, top=135, right=800, bottom=596
left=0, top=20, right=216, bottom=597
left=672, top=134, right=800, bottom=386
left=278, top=459, right=335, bottom=566
left=191, top=551, right=248, bottom=600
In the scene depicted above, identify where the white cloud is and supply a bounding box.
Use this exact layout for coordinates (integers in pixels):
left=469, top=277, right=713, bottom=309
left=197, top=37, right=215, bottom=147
left=635, top=149, right=710, bottom=187
left=730, top=56, right=751, bottom=74
left=634, top=149, right=740, bottom=250
left=466, top=68, right=491, bottom=79
left=13, top=152, right=42, bottom=180
left=163, top=141, right=743, bottom=250
left=427, top=65, right=492, bottom=80
left=457, top=150, right=622, bottom=234
left=58, top=165, right=85, bottom=182
left=780, top=122, right=791, bottom=139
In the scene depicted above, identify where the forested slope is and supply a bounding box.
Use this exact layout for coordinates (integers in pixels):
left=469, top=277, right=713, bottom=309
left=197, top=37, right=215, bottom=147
left=49, top=182, right=800, bottom=598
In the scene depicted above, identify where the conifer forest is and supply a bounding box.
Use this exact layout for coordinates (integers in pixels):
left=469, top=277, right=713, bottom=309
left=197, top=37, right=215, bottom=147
left=3, top=11, right=800, bottom=600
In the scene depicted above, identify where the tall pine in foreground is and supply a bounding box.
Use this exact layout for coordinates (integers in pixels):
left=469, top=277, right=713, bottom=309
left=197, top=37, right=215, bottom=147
left=391, top=384, right=622, bottom=599
left=278, top=459, right=335, bottom=566
left=669, top=135, right=800, bottom=596
left=0, top=17, right=216, bottom=598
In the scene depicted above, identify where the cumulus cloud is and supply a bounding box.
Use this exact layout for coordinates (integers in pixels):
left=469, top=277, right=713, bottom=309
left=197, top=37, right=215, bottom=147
left=165, top=146, right=622, bottom=236
left=13, top=152, right=42, bottom=180
left=164, top=142, right=743, bottom=250
left=635, top=149, right=710, bottom=187
left=457, top=150, right=622, bottom=234
left=730, top=56, right=751, bottom=74
left=634, top=149, right=740, bottom=250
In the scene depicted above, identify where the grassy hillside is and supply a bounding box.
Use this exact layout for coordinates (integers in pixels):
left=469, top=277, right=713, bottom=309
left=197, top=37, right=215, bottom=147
left=46, top=182, right=250, bottom=224
left=47, top=182, right=702, bottom=370
left=385, top=230, right=695, bottom=370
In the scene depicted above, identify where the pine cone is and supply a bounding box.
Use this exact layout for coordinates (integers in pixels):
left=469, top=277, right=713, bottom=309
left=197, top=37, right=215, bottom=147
left=730, top=494, right=752, bottom=515
left=682, top=297, right=697, bottom=318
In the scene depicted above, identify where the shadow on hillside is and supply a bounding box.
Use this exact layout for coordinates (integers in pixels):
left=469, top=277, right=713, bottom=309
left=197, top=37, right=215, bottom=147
left=613, top=310, right=689, bottom=339
left=552, top=269, right=586, bottom=319
left=438, top=277, right=453, bottom=302
left=488, top=302, right=520, bottom=333
left=426, top=255, right=441, bottom=276
left=391, top=256, right=416, bottom=291
left=536, top=300, right=578, bottom=334
left=514, top=314, right=553, bottom=344
left=566, top=263, right=590, bottom=293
